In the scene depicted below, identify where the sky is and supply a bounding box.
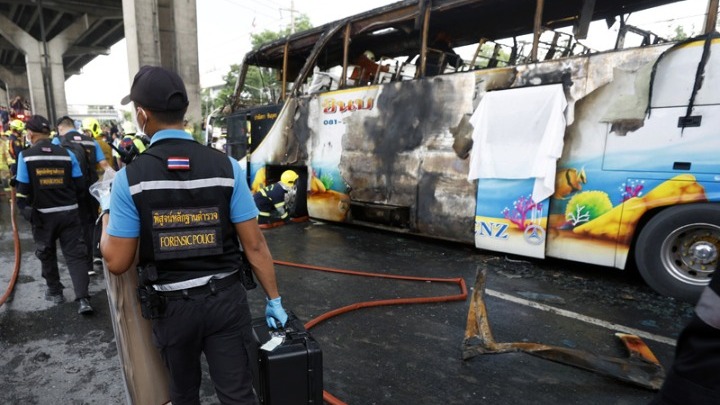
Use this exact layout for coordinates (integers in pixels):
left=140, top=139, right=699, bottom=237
left=63, top=0, right=712, bottom=107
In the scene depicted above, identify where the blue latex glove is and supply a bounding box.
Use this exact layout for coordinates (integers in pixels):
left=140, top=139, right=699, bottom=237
left=265, top=296, right=288, bottom=329
left=100, top=193, right=111, bottom=212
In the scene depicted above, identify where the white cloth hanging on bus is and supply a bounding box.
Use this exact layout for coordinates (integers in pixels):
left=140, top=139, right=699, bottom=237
left=467, top=84, right=567, bottom=203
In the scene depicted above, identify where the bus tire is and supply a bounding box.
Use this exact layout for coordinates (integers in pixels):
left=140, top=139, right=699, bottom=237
left=635, top=203, right=720, bottom=303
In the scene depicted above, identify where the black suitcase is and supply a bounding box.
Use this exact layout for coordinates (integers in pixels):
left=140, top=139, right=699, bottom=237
left=250, top=311, right=323, bottom=404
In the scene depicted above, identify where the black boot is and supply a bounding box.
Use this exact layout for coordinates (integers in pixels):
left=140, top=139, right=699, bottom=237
left=78, top=298, right=93, bottom=315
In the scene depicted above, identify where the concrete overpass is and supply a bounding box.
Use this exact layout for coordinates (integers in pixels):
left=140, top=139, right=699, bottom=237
left=0, top=0, right=201, bottom=126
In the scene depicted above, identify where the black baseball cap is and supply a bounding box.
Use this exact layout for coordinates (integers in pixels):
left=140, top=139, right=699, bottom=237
left=56, top=115, right=75, bottom=127
left=26, top=115, right=51, bottom=133
left=120, top=65, right=189, bottom=112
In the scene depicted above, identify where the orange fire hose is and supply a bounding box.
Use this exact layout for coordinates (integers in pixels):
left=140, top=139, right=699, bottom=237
left=0, top=188, right=21, bottom=307
left=273, top=260, right=468, bottom=405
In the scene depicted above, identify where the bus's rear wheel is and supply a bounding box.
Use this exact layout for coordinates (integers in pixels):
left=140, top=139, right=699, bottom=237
left=635, top=203, right=720, bottom=303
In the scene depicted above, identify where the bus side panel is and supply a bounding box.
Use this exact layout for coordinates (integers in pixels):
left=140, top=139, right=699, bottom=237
left=546, top=40, right=720, bottom=269
left=304, top=74, right=479, bottom=242
left=545, top=46, right=671, bottom=267
left=475, top=178, right=548, bottom=259
left=305, top=87, right=381, bottom=222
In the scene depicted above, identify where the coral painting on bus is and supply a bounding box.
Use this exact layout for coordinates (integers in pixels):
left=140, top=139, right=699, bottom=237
left=475, top=178, right=549, bottom=259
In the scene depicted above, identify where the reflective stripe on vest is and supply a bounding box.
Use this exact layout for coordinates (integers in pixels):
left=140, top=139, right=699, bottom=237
left=129, top=177, right=235, bottom=196
left=23, top=155, right=71, bottom=162
left=37, top=203, right=79, bottom=213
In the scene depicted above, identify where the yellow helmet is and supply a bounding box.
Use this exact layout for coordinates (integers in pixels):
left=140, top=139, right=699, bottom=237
left=10, top=119, right=24, bottom=132
left=82, top=117, right=102, bottom=137
left=280, top=170, right=299, bottom=185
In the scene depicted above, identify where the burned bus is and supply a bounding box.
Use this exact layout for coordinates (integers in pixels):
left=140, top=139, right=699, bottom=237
left=226, top=0, right=720, bottom=302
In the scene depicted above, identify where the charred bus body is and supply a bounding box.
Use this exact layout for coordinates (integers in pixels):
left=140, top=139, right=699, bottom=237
left=228, top=0, right=720, bottom=302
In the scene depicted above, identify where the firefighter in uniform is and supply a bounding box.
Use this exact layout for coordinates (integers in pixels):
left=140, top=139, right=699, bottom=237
left=8, top=118, right=26, bottom=176
left=650, top=272, right=720, bottom=404
left=100, top=65, right=287, bottom=405
left=55, top=116, right=112, bottom=270
left=253, top=170, right=298, bottom=227
left=0, top=130, right=11, bottom=191
left=82, top=117, right=117, bottom=174
left=15, top=115, right=93, bottom=314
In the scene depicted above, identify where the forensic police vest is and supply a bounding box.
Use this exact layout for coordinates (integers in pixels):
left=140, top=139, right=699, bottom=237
left=22, top=139, right=77, bottom=212
left=125, top=138, right=242, bottom=284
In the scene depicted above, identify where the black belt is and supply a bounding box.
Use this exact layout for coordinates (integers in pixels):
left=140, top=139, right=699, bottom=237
left=156, top=273, right=240, bottom=299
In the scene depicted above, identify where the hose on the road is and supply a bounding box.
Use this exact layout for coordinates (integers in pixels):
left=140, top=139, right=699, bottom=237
left=273, top=259, right=468, bottom=405
left=0, top=188, right=22, bottom=307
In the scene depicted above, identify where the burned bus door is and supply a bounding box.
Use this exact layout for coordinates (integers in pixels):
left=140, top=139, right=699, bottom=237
left=469, top=84, right=568, bottom=259
left=226, top=105, right=282, bottom=188
left=264, top=164, right=309, bottom=218
left=225, top=112, right=249, bottom=161
left=247, top=105, right=283, bottom=155
left=226, top=104, right=283, bottom=163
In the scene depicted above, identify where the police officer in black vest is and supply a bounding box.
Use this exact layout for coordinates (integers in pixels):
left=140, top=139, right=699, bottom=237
left=55, top=115, right=112, bottom=273
left=15, top=115, right=93, bottom=314
left=650, top=272, right=720, bottom=404
left=100, top=65, right=287, bottom=405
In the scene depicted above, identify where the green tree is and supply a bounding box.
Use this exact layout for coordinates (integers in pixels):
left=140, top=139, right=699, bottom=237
left=239, top=14, right=314, bottom=105
left=670, top=25, right=690, bottom=41
left=250, top=14, right=313, bottom=50
left=211, top=65, right=242, bottom=112
left=209, top=15, right=314, bottom=117
left=206, top=14, right=316, bottom=114
left=210, top=14, right=314, bottom=111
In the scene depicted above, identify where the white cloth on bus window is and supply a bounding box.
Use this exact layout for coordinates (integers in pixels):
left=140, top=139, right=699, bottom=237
left=467, top=84, right=567, bottom=203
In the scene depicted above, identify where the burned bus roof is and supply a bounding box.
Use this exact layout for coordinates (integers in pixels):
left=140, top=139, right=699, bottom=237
left=243, top=0, right=682, bottom=71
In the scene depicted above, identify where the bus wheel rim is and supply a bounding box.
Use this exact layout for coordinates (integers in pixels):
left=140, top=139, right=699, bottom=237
left=660, top=223, right=720, bottom=287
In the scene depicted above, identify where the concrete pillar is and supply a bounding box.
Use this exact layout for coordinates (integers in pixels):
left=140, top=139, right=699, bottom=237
left=0, top=13, right=101, bottom=120
left=0, top=13, right=48, bottom=116
left=123, top=0, right=201, bottom=128
left=167, top=0, right=201, bottom=126
left=47, top=15, right=100, bottom=118
left=24, top=53, right=49, bottom=118
left=122, top=0, right=162, bottom=71
left=0, top=66, right=30, bottom=107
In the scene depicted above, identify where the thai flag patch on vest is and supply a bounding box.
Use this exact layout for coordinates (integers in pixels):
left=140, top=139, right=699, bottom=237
left=167, top=156, right=190, bottom=171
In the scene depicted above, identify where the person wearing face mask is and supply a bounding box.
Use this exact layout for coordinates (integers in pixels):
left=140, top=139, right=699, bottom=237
left=100, top=65, right=288, bottom=404
left=14, top=115, right=93, bottom=314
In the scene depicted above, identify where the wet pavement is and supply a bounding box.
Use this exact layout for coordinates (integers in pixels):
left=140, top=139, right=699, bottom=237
left=0, top=193, right=695, bottom=404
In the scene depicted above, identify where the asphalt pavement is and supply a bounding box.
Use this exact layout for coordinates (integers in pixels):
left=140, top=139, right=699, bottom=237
left=0, top=192, right=694, bottom=405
